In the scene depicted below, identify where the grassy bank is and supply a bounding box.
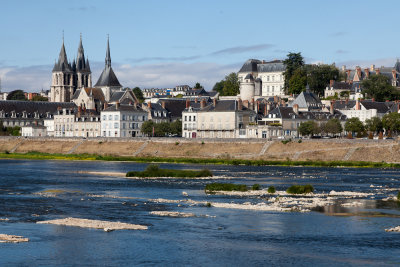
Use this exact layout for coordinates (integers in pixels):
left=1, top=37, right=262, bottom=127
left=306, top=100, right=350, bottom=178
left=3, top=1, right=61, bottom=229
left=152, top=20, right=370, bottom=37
left=0, top=151, right=399, bottom=168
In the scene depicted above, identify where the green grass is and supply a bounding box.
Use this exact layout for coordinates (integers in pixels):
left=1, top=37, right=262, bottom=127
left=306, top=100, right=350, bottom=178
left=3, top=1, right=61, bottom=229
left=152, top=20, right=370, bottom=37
left=268, top=186, right=276, bottom=193
left=0, top=151, right=399, bottom=169
left=205, top=183, right=248, bottom=192
left=126, top=164, right=212, bottom=178
left=286, top=184, right=314, bottom=194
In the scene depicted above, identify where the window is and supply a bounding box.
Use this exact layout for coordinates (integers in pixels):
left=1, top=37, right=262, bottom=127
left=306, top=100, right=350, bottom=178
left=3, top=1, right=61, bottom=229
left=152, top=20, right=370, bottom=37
left=114, top=115, right=119, bottom=120
left=108, top=115, right=112, bottom=120
left=189, top=116, right=191, bottom=121
left=122, top=115, right=126, bottom=120
left=114, top=122, right=119, bottom=129
left=193, top=116, right=196, bottom=121
left=122, top=123, right=126, bottom=129
left=185, top=116, right=187, bottom=121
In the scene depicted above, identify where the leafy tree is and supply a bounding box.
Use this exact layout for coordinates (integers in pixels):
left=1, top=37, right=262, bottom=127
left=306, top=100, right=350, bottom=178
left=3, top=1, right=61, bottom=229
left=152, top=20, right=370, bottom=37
left=322, top=118, right=343, bottom=136
left=288, top=68, right=307, bottom=95
left=365, top=117, right=383, bottom=135
left=344, top=117, right=365, bottom=136
left=132, top=87, right=144, bottom=103
left=141, top=120, right=155, bottom=136
left=155, top=122, right=171, bottom=136
left=306, top=64, right=339, bottom=97
left=298, top=121, right=320, bottom=136
left=7, top=90, right=26, bottom=100
left=283, top=52, right=304, bottom=93
left=212, top=72, right=240, bottom=96
left=340, top=91, right=350, bottom=98
left=31, top=95, right=48, bottom=101
left=382, top=112, right=400, bottom=135
left=361, top=75, right=400, bottom=101
left=170, top=119, right=182, bottom=136
left=194, top=82, right=203, bottom=89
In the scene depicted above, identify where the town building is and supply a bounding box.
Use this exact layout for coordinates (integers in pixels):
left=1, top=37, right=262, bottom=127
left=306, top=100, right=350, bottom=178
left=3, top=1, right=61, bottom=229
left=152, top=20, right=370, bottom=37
left=73, top=107, right=101, bottom=138
left=238, top=59, right=286, bottom=102
left=142, top=102, right=170, bottom=123
left=344, top=61, right=400, bottom=87
left=54, top=108, right=76, bottom=137
left=101, top=103, right=147, bottom=137
left=21, top=123, right=47, bottom=137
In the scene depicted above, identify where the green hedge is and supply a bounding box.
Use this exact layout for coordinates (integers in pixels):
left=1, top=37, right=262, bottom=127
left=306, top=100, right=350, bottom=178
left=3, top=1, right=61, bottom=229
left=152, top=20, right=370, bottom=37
left=126, top=164, right=212, bottom=178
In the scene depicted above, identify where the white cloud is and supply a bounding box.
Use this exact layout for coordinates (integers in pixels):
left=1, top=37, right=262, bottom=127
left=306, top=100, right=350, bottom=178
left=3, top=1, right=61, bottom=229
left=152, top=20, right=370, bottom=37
left=0, top=61, right=241, bottom=92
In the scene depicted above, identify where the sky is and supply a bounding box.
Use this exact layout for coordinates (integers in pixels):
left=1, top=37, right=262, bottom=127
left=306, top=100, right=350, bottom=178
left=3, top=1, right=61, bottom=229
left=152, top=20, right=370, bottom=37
left=1, top=0, right=400, bottom=92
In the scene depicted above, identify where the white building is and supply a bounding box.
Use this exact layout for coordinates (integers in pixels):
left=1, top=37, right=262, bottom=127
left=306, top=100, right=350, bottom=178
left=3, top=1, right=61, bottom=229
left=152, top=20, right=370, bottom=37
left=21, top=123, right=47, bottom=137
left=101, top=103, right=147, bottom=137
left=44, top=118, right=54, bottom=136
left=238, top=59, right=286, bottom=102
left=54, top=108, right=75, bottom=137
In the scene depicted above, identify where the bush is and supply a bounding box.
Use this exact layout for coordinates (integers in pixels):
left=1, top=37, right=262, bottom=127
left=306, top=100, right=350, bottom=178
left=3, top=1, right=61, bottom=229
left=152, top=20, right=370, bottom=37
left=286, top=184, right=314, bottom=194
left=126, top=164, right=212, bottom=178
left=252, top=184, right=261, bottom=190
left=205, top=183, right=248, bottom=192
left=175, top=142, right=180, bottom=145
left=201, top=141, right=205, bottom=145
left=397, top=191, right=400, bottom=200
left=298, top=139, right=302, bottom=143
left=268, top=186, right=276, bottom=193
left=281, top=139, right=291, bottom=145
left=206, top=202, right=212, bottom=207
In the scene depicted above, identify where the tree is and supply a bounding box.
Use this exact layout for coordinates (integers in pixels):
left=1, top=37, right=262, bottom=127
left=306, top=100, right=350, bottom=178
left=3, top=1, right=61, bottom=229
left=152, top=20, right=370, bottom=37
left=365, top=117, right=383, bottom=135
left=382, top=112, right=400, bottom=135
left=306, top=64, right=339, bottom=97
left=340, top=91, right=350, bottom=98
left=141, top=120, right=155, bottom=136
left=7, top=90, right=26, bottom=100
left=31, top=95, right=48, bottom=101
left=132, top=87, right=144, bottom=103
left=283, top=52, right=304, bottom=93
left=170, top=119, right=182, bottom=136
left=344, top=117, right=364, bottom=136
left=361, top=75, right=400, bottom=101
left=212, top=72, right=240, bottom=96
left=298, top=121, right=320, bottom=136
left=322, top=118, right=343, bottom=136
left=288, top=68, right=307, bottom=95
left=194, top=83, right=203, bottom=89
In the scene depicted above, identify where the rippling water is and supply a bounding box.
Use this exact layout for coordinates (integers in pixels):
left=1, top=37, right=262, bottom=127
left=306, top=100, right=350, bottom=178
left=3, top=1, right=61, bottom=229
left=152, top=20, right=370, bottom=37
left=1, top=159, right=400, bottom=266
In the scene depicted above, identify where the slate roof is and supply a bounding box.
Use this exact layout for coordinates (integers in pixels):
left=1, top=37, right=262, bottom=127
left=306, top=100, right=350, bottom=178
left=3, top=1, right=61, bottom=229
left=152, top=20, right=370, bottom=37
left=52, top=42, right=73, bottom=72
left=257, top=61, right=285, bottom=72
left=76, top=36, right=90, bottom=72
left=238, top=59, right=262, bottom=72
left=0, top=100, right=76, bottom=118
left=109, top=91, right=125, bottom=102
left=266, top=106, right=346, bottom=121
left=290, top=90, right=322, bottom=110
left=71, top=89, right=81, bottom=100
left=103, top=104, right=144, bottom=112
left=94, top=66, right=122, bottom=87
left=331, top=81, right=352, bottom=90
left=199, top=100, right=250, bottom=112
left=360, top=100, right=394, bottom=114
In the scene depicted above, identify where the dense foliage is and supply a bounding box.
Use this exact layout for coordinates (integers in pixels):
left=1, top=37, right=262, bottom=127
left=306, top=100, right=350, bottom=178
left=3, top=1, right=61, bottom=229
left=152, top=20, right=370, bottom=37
left=298, top=121, right=320, bottom=136
left=31, top=95, right=48, bottom=101
left=286, top=184, right=314, bottom=194
left=365, top=117, right=383, bottom=134
left=283, top=52, right=305, bottom=93
left=361, top=75, right=400, bottom=101
left=212, top=72, right=240, bottom=96
left=344, top=117, right=365, bottom=135
left=7, top=90, right=26, bottom=100
left=382, top=112, right=400, bottom=135
left=141, top=120, right=182, bottom=137
left=320, top=118, right=343, bottom=136
left=0, top=121, right=20, bottom=136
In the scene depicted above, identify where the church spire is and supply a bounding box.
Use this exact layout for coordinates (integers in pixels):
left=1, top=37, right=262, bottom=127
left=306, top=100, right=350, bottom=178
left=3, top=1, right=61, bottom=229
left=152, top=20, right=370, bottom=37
left=53, top=38, right=71, bottom=72
left=105, top=34, right=111, bottom=68
left=76, top=33, right=86, bottom=71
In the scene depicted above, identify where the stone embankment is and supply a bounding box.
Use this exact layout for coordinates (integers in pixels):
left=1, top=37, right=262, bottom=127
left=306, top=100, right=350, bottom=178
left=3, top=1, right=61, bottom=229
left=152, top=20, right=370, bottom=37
left=0, top=136, right=399, bottom=163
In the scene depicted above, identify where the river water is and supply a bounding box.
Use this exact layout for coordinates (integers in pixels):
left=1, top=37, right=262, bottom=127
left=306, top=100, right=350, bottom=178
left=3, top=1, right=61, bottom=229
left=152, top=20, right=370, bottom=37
left=0, top=159, right=400, bottom=266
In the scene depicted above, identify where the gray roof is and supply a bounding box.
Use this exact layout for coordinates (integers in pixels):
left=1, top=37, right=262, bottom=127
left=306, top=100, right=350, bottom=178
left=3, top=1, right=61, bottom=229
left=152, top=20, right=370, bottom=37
left=71, top=89, right=81, bottom=100
left=109, top=91, right=125, bottom=102
left=76, top=36, right=90, bottom=72
left=238, top=59, right=261, bottom=72
left=104, top=104, right=144, bottom=112
left=94, top=38, right=122, bottom=87
left=52, top=42, right=73, bottom=72
left=257, top=61, right=285, bottom=72
left=267, top=106, right=346, bottom=121
left=290, top=90, right=322, bottom=110
left=199, top=100, right=250, bottom=112
left=331, top=81, right=352, bottom=90
left=0, top=100, right=76, bottom=118
left=244, top=73, right=254, bottom=81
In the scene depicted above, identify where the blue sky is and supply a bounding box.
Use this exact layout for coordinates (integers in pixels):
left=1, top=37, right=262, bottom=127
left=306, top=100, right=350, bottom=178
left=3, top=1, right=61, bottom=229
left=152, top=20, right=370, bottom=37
left=1, top=0, right=400, bottom=92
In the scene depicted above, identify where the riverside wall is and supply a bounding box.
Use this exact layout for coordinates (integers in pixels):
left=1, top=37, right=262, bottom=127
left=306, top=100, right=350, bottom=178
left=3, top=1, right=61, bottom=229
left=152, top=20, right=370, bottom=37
left=0, top=137, right=399, bottom=163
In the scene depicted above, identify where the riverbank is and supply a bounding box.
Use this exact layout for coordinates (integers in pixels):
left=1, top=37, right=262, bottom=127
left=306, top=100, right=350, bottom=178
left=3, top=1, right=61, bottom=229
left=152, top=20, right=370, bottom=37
left=0, top=137, right=399, bottom=167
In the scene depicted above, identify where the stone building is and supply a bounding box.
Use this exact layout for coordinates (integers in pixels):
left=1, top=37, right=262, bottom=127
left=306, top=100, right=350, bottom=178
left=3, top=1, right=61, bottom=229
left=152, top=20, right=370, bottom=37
left=50, top=36, right=92, bottom=102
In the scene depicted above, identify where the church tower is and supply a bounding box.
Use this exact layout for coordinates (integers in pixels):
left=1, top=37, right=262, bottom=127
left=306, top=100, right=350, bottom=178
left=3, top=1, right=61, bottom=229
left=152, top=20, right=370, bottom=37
left=94, top=36, right=122, bottom=101
left=75, top=34, right=92, bottom=89
left=50, top=40, right=74, bottom=102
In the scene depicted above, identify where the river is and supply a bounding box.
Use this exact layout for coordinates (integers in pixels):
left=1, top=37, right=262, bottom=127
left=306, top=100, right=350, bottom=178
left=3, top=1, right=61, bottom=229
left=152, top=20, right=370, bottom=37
left=0, top=159, right=400, bottom=266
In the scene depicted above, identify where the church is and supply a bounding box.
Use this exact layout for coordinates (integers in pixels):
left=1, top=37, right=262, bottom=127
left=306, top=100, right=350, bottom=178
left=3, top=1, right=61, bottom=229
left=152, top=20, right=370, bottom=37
left=50, top=35, right=130, bottom=108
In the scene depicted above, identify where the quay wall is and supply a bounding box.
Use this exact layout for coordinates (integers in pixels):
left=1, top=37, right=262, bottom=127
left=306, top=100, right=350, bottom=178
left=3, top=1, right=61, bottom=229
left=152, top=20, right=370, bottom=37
left=0, top=137, right=399, bottom=163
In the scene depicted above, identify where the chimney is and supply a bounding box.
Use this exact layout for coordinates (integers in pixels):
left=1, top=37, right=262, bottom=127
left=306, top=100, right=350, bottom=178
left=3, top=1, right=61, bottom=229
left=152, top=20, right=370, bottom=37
left=341, top=65, right=346, bottom=72
left=200, top=99, right=206, bottom=109
left=103, top=102, right=108, bottom=110
left=370, top=64, right=375, bottom=71
left=376, top=68, right=380, bottom=75
left=346, top=70, right=351, bottom=81
left=329, top=80, right=334, bottom=88
left=256, top=101, right=260, bottom=113
left=293, top=104, right=299, bottom=115
left=35, top=120, right=38, bottom=126
left=365, top=68, right=369, bottom=78
left=251, top=98, right=255, bottom=111
left=78, top=106, right=82, bottom=117
left=161, top=101, right=166, bottom=109
left=267, top=103, right=271, bottom=114
left=243, top=100, right=249, bottom=108
left=372, top=98, right=375, bottom=102
left=82, top=105, right=86, bottom=113
left=330, top=101, right=334, bottom=115
left=115, top=102, right=120, bottom=109
left=148, top=101, right=151, bottom=109
left=213, top=98, right=217, bottom=107
left=392, top=69, right=396, bottom=80
left=345, top=98, right=348, bottom=105
left=186, top=99, right=190, bottom=109
left=238, top=99, right=243, bottom=110
left=263, top=104, right=267, bottom=116
left=274, top=96, right=278, bottom=103
left=356, top=99, right=361, bottom=110
left=195, top=98, right=198, bottom=103
left=356, top=66, right=361, bottom=78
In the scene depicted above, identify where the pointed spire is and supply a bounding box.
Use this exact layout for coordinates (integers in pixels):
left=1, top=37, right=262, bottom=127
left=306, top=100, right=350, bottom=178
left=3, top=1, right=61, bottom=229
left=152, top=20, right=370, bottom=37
left=53, top=37, right=71, bottom=72
left=85, top=57, right=91, bottom=71
left=76, top=33, right=86, bottom=71
left=105, top=34, right=111, bottom=68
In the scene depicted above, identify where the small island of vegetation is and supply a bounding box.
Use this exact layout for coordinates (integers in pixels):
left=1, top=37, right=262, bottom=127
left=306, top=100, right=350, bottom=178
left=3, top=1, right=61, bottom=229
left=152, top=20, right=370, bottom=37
left=286, top=184, right=314, bottom=194
left=126, top=164, right=212, bottom=178
left=205, top=183, right=261, bottom=192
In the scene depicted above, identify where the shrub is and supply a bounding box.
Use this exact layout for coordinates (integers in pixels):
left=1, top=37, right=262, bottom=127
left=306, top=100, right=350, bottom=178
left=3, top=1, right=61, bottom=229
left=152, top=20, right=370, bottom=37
left=98, top=141, right=103, bottom=144
left=281, top=139, right=291, bottom=145
left=268, top=186, right=276, bottom=193
left=205, top=183, right=248, bottom=192
left=206, top=202, right=212, bottom=207
left=126, top=164, right=212, bottom=178
left=286, top=184, right=314, bottom=194
left=298, top=139, right=302, bottom=143
left=201, top=141, right=205, bottom=145
left=252, top=184, right=261, bottom=190
left=397, top=191, right=400, bottom=200
left=175, top=141, right=180, bottom=145
left=4, top=150, right=9, bottom=154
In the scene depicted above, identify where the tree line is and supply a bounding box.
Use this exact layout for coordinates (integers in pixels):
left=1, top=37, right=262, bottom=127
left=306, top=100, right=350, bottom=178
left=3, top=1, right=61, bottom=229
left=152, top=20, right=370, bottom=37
left=141, top=120, right=182, bottom=137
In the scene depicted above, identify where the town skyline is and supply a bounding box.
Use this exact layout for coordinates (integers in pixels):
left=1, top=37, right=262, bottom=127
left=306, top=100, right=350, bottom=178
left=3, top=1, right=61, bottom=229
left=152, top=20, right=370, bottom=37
left=1, top=0, right=400, bottom=92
